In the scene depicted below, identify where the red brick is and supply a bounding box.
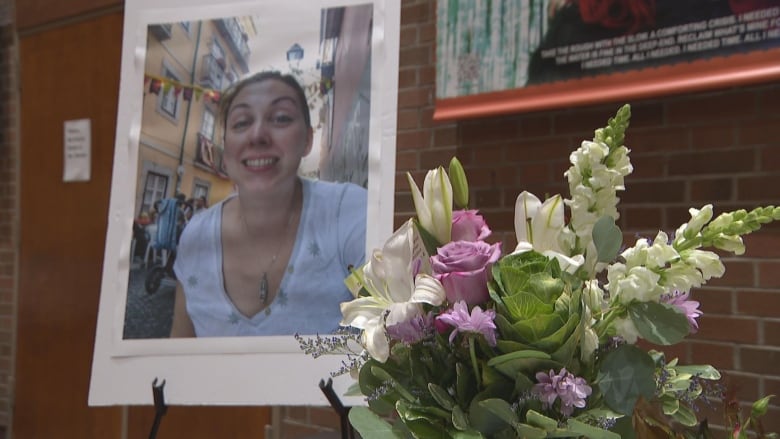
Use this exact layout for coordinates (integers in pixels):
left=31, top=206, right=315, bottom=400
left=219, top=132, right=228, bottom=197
left=460, top=119, right=520, bottom=146
left=397, top=109, right=419, bottom=130
left=419, top=65, right=436, bottom=86
left=397, top=67, right=416, bottom=88
left=694, top=288, right=733, bottom=315
left=553, top=108, right=621, bottom=135
left=399, top=26, right=417, bottom=46
left=630, top=127, right=690, bottom=152
left=709, top=260, right=754, bottom=288
left=420, top=148, right=456, bottom=169
left=738, top=346, right=780, bottom=375
left=694, top=316, right=758, bottom=344
left=737, top=176, right=780, bottom=201
left=691, top=123, right=737, bottom=150
left=519, top=115, right=552, bottom=137
left=766, top=320, right=780, bottom=345
left=758, top=262, right=780, bottom=288
left=690, top=178, right=733, bottom=202
left=668, top=150, right=755, bottom=176
left=761, top=145, right=780, bottom=171
left=418, top=22, right=435, bottom=43
left=736, top=290, right=780, bottom=318
left=401, top=2, right=431, bottom=24
left=504, top=138, right=572, bottom=163
left=395, top=151, right=418, bottom=172
left=621, top=181, right=686, bottom=204
left=667, top=92, right=757, bottom=125
left=689, top=341, right=735, bottom=369
left=738, top=116, right=780, bottom=146
left=396, top=130, right=431, bottom=150
left=474, top=189, right=503, bottom=210
left=516, top=162, right=551, bottom=185
left=433, top=126, right=457, bottom=148
left=397, top=87, right=433, bottom=108
left=621, top=207, right=663, bottom=231
left=399, top=45, right=431, bottom=66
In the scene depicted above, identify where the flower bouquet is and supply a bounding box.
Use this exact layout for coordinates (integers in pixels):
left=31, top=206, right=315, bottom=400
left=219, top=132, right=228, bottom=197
left=300, top=105, right=778, bottom=438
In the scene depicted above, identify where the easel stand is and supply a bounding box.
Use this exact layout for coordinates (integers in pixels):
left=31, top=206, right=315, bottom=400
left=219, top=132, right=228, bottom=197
left=319, top=378, right=355, bottom=439
left=149, top=378, right=168, bottom=439
left=146, top=377, right=354, bottom=439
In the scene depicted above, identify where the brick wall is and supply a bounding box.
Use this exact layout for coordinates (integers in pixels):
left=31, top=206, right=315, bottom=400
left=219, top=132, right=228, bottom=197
left=0, top=0, right=16, bottom=434
left=282, top=0, right=780, bottom=436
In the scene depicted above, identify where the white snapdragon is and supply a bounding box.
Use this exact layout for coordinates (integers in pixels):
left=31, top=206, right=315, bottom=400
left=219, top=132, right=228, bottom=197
left=607, top=264, right=664, bottom=304
left=683, top=249, right=725, bottom=281
left=676, top=205, right=714, bottom=241
left=582, top=279, right=606, bottom=314
left=564, top=140, right=633, bottom=274
left=613, top=317, right=640, bottom=344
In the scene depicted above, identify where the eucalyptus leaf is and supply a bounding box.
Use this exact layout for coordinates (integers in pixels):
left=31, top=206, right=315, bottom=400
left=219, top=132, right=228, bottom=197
left=597, top=344, right=656, bottom=415
left=513, top=423, right=548, bottom=439
left=673, top=364, right=722, bottom=380
left=348, top=406, right=402, bottom=439
left=661, top=397, right=680, bottom=415
left=405, top=419, right=450, bottom=439
left=628, top=301, right=690, bottom=346
left=592, top=216, right=622, bottom=263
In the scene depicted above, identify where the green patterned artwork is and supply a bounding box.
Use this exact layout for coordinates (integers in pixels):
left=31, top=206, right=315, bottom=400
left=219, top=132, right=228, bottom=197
left=436, top=0, right=547, bottom=99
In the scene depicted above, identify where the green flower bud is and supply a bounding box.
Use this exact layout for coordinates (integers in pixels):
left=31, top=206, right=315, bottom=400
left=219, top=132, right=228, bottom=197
left=751, top=395, right=774, bottom=418
left=448, top=157, right=469, bottom=209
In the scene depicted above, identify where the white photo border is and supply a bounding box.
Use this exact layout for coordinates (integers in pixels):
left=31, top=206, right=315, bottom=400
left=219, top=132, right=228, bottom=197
left=89, top=0, right=399, bottom=406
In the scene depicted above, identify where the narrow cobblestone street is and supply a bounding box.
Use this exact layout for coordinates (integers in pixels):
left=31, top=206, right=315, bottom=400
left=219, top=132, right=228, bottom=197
left=122, top=261, right=176, bottom=339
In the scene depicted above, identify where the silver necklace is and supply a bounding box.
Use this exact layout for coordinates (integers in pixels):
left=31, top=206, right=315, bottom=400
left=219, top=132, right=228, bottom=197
left=258, top=209, right=295, bottom=305
left=242, top=190, right=298, bottom=305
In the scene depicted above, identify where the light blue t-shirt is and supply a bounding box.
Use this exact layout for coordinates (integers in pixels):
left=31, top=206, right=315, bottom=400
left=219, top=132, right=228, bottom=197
left=173, top=178, right=366, bottom=336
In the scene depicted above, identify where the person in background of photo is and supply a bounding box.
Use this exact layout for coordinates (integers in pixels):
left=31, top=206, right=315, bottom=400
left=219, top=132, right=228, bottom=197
left=170, top=71, right=367, bottom=337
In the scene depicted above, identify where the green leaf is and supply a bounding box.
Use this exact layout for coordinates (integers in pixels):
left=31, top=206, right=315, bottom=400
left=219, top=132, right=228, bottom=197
left=456, top=362, right=476, bottom=407
left=468, top=398, right=517, bottom=436
left=452, top=405, right=470, bottom=431
left=597, top=344, right=656, bottom=415
left=513, top=423, right=548, bottom=439
left=628, top=301, right=690, bottom=346
left=567, top=418, right=622, bottom=439
left=451, top=430, right=483, bottom=439
left=673, top=364, right=721, bottom=380
left=348, top=406, right=402, bottom=439
left=661, top=397, right=680, bottom=415
left=405, top=419, right=450, bottom=439
left=525, top=410, right=558, bottom=431
left=414, top=218, right=442, bottom=258
left=671, top=403, right=698, bottom=427
left=592, top=216, right=622, bottom=263
left=429, top=383, right=456, bottom=411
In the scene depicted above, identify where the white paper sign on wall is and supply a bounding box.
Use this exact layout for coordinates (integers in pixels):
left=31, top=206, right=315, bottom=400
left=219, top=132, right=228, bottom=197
left=63, top=118, right=91, bottom=182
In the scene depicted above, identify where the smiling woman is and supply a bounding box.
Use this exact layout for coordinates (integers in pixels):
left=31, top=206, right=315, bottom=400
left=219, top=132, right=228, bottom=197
left=170, top=71, right=367, bottom=337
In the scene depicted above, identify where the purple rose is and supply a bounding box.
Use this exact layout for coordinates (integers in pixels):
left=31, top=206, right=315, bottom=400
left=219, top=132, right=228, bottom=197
left=431, top=240, right=502, bottom=306
left=451, top=210, right=491, bottom=242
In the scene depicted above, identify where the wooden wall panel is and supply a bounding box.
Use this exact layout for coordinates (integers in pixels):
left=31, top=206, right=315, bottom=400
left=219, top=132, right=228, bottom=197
left=15, top=9, right=270, bottom=438
left=15, top=0, right=122, bottom=33
left=15, top=11, right=124, bottom=439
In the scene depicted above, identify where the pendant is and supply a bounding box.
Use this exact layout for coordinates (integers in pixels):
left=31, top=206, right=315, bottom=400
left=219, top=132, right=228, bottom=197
left=259, top=272, right=269, bottom=304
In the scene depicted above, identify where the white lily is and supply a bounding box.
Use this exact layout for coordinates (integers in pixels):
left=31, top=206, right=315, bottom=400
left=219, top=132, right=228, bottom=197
left=340, top=220, right=446, bottom=362
left=407, top=167, right=453, bottom=245
left=513, top=191, right=584, bottom=273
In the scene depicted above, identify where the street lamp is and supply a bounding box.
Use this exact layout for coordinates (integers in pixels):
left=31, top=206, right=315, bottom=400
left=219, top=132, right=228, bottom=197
left=286, top=43, right=304, bottom=61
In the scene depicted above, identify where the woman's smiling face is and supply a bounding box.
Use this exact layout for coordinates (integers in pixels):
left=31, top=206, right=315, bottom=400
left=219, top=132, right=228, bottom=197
left=222, top=78, right=312, bottom=193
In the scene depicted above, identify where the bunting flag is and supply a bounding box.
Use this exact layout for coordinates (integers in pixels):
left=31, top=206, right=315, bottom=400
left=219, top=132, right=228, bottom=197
left=143, top=73, right=221, bottom=104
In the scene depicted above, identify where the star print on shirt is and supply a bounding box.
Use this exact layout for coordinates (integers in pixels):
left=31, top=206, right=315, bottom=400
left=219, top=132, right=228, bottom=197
left=187, top=275, right=198, bottom=288
left=228, top=312, right=240, bottom=325
left=277, top=288, right=288, bottom=307
left=307, top=241, right=320, bottom=258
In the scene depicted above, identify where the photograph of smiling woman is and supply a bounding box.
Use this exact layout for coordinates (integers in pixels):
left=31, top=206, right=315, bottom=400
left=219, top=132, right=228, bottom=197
left=169, top=71, right=367, bottom=337
left=121, top=4, right=376, bottom=341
